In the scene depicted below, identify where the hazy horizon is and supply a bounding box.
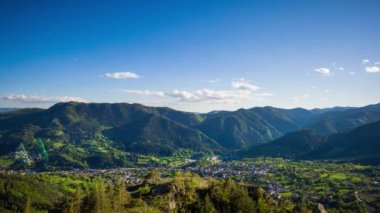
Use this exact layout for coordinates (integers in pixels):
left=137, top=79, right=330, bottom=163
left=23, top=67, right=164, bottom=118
left=2, top=100, right=379, bottom=114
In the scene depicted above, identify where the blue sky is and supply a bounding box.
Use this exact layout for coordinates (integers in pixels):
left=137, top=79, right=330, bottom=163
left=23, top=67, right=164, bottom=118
left=1, top=0, right=379, bottom=112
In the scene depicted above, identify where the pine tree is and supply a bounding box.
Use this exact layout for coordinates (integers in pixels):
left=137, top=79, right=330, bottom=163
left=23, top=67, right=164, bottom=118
left=24, top=196, right=31, bottom=213
left=69, top=185, right=81, bottom=213
left=233, top=186, right=256, bottom=213
left=113, top=180, right=130, bottom=212
left=93, top=180, right=111, bottom=213
left=200, top=194, right=216, bottom=213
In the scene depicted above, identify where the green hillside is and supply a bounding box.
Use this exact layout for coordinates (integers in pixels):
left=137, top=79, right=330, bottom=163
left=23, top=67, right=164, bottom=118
left=245, top=120, right=380, bottom=164
left=1, top=102, right=380, bottom=169
left=306, top=120, right=380, bottom=164
left=0, top=102, right=221, bottom=169
left=244, top=129, right=326, bottom=158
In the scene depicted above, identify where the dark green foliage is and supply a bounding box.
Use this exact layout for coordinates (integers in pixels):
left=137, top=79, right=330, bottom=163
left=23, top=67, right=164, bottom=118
left=306, top=120, right=380, bottom=164
left=307, top=103, right=380, bottom=134
left=245, top=129, right=326, bottom=158
left=197, top=108, right=289, bottom=149
left=197, top=194, right=216, bottom=213
left=196, top=103, right=380, bottom=149
left=209, top=177, right=257, bottom=213
left=103, top=112, right=221, bottom=156
left=154, top=107, right=205, bottom=127
left=246, top=120, right=380, bottom=164
left=0, top=174, right=67, bottom=212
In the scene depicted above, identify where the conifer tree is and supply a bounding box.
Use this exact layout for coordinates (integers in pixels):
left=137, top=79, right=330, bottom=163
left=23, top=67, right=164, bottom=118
left=24, top=196, right=31, bottom=213
left=93, top=180, right=111, bottom=213
left=69, top=185, right=81, bottom=213
left=200, top=194, right=216, bottom=213
left=113, top=180, right=130, bottom=212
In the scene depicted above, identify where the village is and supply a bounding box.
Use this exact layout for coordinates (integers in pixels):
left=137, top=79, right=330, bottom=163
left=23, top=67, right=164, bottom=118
left=2, top=157, right=380, bottom=211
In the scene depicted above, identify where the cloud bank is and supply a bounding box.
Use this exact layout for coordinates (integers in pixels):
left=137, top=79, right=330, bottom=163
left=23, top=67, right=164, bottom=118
left=118, top=79, right=272, bottom=103
left=2, top=94, right=87, bottom=103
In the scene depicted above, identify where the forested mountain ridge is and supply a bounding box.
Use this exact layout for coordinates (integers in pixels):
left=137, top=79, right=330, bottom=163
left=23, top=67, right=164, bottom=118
left=306, top=120, right=380, bottom=164
left=0, top=102, right=222, bottom=169
left=1, top=101, right=380, bottom=169
left=195, top=103, right=380, bottom=148
left=0, top=108, right=20, bottom=113
left=245, top=120, right=380, bottom=164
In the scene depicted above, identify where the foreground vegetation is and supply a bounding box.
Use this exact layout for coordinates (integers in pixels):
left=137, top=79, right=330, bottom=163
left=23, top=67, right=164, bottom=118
left=0, top=171, right=309, bottom=213
left=235, top=158, right=380, bottom=212
left=1, top=158, right=380, bottom=212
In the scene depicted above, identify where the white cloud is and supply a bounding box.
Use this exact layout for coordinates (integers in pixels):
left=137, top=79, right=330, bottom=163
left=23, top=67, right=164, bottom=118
left=117, top=90, right=166, bottom=97
left=117, top=79, right=271, bottom=103
left=339, top=67, right=344, bottom=71
left=231, top=78, right=260, bottom=91
left=349, top=71, right=356, bottom=75
left=168, top=89, right=253, bottom=102
left=362, top=59, right=370, bottom=65
left=207, top=79, right=221, bottom=83
left=2, top=94, right=86, bottom=103
left=104, top=72, right=139, bottom=79
left=314, top=68, right=332, bottom=76
left=365, top=66, right=380, bottom=73
left=119, top=88, right=249, bottom=102
left=375, top=62, right=380, bottom=65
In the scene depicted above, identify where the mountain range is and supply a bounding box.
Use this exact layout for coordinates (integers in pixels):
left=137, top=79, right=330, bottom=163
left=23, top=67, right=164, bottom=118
left=245, top=120, right=380, bottom=164
left=0, top=108, right=19, bottom=113
left=0, top=102, right=380, bottom=168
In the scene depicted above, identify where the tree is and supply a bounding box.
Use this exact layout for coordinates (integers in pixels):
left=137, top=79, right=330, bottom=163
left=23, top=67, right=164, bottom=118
left=93, top=181, right=111, bottom=213
left=232, top=186, right=256, bottom=213
left=145, top=170, right=161, bottom=184
left=200, top=194, right=216, bottom=213
left=113, top=180, right=130, bottom=212
left=68, top=185, right=81, bottom=213
left=24, top=196, right=31, bottom=213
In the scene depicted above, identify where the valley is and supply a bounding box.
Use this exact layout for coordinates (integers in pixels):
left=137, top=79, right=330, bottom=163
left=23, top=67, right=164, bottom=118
left=1, top=158, right=379, bottom=212
left=1, top=102, right=380, bottom=170
left=1, top=102, right=380, bottom=212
